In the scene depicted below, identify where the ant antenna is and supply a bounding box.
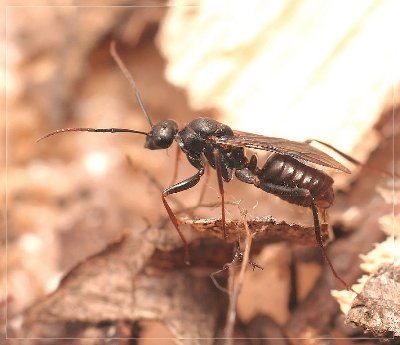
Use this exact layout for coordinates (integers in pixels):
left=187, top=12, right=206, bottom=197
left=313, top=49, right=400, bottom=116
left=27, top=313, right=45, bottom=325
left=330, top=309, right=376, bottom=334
left=110, top=41, right=154, bottom=128
left=36, top=127, right=148, bottom=143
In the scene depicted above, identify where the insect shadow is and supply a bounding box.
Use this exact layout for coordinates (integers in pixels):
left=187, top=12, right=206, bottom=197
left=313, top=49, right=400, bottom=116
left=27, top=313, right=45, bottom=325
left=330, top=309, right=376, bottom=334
left=38, top=41, right=386, bottom=291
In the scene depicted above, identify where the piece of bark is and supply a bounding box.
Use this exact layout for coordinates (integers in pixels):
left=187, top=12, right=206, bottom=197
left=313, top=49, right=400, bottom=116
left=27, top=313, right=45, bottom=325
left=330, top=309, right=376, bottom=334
left=181, top=216, right=329, bottom=245
left=17, top=213, right=329, bottom=343
left=146, top=213, right=329, bottom=271
left=346, top=263, right=400, bottom=338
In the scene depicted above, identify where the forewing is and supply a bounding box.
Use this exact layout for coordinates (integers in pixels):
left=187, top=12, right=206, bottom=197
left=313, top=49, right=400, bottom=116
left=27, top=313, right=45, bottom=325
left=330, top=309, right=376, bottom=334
left=213, top=130, right=350, bottom=173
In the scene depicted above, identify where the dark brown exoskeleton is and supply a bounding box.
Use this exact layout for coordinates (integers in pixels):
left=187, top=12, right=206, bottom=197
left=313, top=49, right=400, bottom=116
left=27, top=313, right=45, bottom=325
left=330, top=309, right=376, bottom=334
left=38, top=42, right=360, bottom=290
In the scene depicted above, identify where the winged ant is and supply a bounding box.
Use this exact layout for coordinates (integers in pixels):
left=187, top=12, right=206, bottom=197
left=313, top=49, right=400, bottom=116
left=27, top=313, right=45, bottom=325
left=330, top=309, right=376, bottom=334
left=38, top=42, right=383, bottom=291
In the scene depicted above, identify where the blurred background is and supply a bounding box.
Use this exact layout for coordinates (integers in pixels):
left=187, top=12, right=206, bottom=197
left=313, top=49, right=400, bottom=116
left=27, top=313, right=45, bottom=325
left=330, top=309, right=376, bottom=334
left=2, top=1, right=399, bottom=344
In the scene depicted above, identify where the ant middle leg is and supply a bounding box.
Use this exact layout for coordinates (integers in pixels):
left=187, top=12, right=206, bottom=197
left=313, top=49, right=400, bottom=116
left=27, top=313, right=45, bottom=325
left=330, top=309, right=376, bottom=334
left=197, top=163, right=210, bottom=206
left=213, top=149, right=227, bottom=240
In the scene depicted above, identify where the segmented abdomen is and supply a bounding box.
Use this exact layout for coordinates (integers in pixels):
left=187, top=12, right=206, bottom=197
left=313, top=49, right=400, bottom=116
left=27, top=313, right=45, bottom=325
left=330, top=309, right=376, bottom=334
left=259, top=154, right=334, bottom=200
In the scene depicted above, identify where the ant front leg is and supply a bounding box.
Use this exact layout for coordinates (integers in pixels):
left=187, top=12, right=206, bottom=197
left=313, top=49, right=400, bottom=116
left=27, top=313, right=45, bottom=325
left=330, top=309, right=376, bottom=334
left=162, top=161, right=205, bottom=265
left=256, top=182, right=352, bottom=291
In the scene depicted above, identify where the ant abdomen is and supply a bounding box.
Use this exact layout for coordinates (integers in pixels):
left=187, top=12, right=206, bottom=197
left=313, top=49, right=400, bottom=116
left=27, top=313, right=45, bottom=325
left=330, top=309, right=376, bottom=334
left=258, top=154, right=334, bottom=208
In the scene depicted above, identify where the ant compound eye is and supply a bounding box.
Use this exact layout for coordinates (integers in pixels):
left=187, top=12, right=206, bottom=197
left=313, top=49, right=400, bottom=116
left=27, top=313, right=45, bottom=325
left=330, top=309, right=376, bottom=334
left=145, top=120, right=178, bottom=150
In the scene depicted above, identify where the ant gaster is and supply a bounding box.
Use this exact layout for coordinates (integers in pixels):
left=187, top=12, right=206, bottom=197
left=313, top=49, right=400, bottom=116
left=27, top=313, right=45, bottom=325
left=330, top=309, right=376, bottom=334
left=38, top=42, right=365, bottom=291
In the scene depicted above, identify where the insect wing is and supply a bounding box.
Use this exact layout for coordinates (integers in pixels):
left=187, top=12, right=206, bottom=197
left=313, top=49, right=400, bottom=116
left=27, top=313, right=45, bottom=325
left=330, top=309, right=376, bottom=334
left=213, top=130, right=350, bottom=173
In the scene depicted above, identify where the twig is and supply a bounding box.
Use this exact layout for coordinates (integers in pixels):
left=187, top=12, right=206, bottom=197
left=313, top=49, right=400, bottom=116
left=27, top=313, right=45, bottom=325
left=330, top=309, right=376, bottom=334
left=224, top=210, right=255, bottom=345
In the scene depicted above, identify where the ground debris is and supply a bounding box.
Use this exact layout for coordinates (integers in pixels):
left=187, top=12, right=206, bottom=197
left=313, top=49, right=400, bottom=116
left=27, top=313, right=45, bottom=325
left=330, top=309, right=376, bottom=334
left=22, top=229, right=220, bottom=345
left=346, top=263, right=400, bottom=338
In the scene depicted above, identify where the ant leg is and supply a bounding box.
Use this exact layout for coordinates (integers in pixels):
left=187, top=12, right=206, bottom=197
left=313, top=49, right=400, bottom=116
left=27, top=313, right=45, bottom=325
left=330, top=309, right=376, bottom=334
left=256, top=182, right=352, bottom=290
left=162, top=166, right=205, bottom=264
left=171, top=147, right=209, bottom=207
left=213, top=149, right=227, bottom=240
left=305, top=139, right=362, bottom=166
left=310, top=204, right=356, bottom=291
left=197, top=163, right=210, bottom=205
left=307, top=198, right=352, bottom=290
left=170, top=145, right=182, bottom=185
left=320, top=208, right=328, bottom=223
left=305, top=139, right=395, bottom=178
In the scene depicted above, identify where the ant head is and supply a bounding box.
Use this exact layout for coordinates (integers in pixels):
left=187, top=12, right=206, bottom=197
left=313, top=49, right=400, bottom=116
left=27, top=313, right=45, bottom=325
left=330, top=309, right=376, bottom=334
left=145, top=120, right=178, bottom=150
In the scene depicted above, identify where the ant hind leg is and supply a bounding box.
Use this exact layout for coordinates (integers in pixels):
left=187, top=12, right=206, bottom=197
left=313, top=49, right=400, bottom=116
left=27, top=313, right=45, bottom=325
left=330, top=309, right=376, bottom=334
left=255, top=181, right=353, bottom=291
